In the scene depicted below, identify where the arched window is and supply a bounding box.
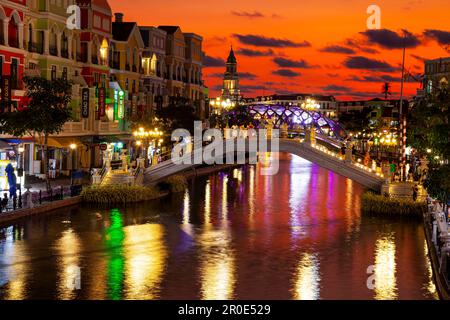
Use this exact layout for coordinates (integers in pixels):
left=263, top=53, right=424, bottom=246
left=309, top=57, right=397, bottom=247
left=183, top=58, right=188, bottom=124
left=49, top=27, right=58, bottom=55
left=8, top=12, right=20, bottom=48
left=61, top=31, right=69, bottom=58
left=100, top=39, right=108, bottom=65
left=150, top=54, right=157, bottom=74
left=27, top=24, right=33, bottom=48
left=0, top=7, right=5, bottom=45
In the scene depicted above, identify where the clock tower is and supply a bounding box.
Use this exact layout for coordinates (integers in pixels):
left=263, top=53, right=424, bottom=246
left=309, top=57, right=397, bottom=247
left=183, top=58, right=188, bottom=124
left=222, top=47, right=241, bottom=102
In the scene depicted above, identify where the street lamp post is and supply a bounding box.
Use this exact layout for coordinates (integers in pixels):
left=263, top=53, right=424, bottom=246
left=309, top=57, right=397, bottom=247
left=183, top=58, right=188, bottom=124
left=69, top=143, right=77, bottom=186
left=133, top=127, right=164, bottom=167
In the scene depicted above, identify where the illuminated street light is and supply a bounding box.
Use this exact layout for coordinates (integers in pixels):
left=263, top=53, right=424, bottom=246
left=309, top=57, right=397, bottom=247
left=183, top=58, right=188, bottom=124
left=70, top=143, right=77, bottom=150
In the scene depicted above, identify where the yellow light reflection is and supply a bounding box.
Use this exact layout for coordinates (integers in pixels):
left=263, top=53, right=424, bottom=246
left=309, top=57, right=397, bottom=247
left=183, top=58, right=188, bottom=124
left=374, top=235, right=398, bottom=300
left=205, top=181, right=211, bottom=225
left=183, top=189, right=190, bottom=225
left=124, top=224, right=167, bottom=299
left=199, top=231, right=236, bottom=300
left=293, top=252, right=321, bottom=300
left=222, top=175, right=228, bottom=222
left=2, top=227, right=29, bottom=300
left=423, top=240, right=438, bottom=298
left=56, top=228, right=81, bottom=300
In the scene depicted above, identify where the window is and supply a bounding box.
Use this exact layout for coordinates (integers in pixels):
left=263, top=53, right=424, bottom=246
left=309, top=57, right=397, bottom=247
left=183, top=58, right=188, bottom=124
left=0, top=56, right=3, bottom=82
left=11, top=58, right=19, bottom=89
left=51, top=65, right=57, bottom=80
left=62, top=67, right=68, bottom=80
left=93, top=72, right=100, bottom=85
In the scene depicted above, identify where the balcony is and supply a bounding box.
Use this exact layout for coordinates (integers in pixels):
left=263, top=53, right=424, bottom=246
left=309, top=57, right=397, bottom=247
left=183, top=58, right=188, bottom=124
left=9, top=36, right=19, bottom=48
left=77, top=52, right=88, bottom=63
left=49, top=45, right=58, bottom=56
left=61, top=48, right=69, bottom=59
left=110, top=61, right=120, bottom=69
left=28, top=42, right=44, bottom=54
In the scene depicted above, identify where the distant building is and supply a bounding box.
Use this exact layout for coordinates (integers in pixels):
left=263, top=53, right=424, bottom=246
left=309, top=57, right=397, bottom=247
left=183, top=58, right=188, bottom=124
left=338, top=98, right=408, bottom=131
left=421, top=57, right=450, bottom=95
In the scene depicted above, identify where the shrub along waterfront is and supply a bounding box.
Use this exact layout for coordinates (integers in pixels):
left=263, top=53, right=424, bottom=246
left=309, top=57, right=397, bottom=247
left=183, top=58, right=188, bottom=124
left=362, top=192, right=427, bottom=216
left=81, top=175, right=188, bottom=204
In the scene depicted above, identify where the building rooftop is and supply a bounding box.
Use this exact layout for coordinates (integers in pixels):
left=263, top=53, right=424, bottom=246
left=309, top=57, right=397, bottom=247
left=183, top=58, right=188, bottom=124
left=112, top=22, right=136, bottom=41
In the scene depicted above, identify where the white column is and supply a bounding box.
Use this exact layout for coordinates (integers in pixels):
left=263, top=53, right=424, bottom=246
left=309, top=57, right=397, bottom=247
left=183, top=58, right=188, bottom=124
left=3, top=19, right=9, bottom=46
left=57, top=32, right=61, bottom=57
left=68, top=36, right=73, bottom=59
left=43, top=29, right=49, bottom=54
left=18, top=22, right=24, bottom=49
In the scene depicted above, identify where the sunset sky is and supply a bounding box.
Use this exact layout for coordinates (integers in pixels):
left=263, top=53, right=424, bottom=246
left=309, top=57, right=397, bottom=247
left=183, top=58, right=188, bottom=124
left=109, top=0, right=450, bottom=100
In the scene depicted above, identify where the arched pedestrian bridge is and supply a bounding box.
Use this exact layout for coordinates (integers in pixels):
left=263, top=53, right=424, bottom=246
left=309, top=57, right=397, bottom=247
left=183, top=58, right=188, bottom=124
left=144, top=137, right=386, bottom=192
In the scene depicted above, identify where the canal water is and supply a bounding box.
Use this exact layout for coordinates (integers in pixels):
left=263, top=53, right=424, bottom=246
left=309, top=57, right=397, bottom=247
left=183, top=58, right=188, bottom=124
left=0, top=153, right=438, bottom=300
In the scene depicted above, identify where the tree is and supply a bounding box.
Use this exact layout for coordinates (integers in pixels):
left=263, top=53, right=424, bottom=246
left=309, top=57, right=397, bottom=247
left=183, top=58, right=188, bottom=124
left=0, top=76, right=73, bottom=190
left=338, top=108, right=372, bottom=134
left=407, top=87, right=450, bottom=205
left=155, top=97, right=199, bottom=135
left=382, top=82, right=392, bottom=100
left=224, top=104, right=256, bottom=127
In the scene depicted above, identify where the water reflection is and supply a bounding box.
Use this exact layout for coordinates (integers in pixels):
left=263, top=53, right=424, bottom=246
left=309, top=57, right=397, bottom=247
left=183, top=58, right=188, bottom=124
left=0, top=153, right=439, bottom=300
left=105, top=209, right=125, bottom=300
left=0, top=227, right=28, bottom=300
left=293, top=252, right=321, bottom=300
left=199, top=228, right=236, bottom=300
left=55, top=228, right=81, bottom=300
left=373, top=234, right=397, bottom=300
left=124, top=224, right=167, bottom=299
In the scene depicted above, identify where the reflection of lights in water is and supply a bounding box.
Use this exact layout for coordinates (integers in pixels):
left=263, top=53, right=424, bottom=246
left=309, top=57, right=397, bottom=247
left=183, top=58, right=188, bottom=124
left=293, top=252, right=321, bottom=300
left=205, top=181, right=211, bottom=225
left=222, top=175, right=228, bottom=221
left=124, top=224, right=167, bottom=299
left=1, top=226, right=28, bottom=300
left=249, top=165, right=255, bottom=216
left=233, top=168, right=242, bottom=183
left=56, top=228, right=81, bottom=300
left=183, top=189, right=190, bottom=225
left=289, top=156, right=310, bottom=237
left=105, top=209, right=125, bottom=300
left=423, top=240, right=438, bottom=298
left=200, top=230, right=235, bottom=300
left=374, top=235, right=397, bottom=300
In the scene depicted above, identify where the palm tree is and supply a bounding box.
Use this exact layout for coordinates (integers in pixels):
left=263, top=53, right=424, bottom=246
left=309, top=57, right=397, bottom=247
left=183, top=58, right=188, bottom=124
left=382, top=82, right=392, bottom=100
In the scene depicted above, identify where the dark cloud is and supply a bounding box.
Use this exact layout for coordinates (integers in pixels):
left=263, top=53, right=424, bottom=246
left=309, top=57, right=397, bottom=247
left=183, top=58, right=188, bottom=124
left=346, top=75, right=400, bottom=83
left=344, top=39, right=380, bottom=54
left=231, top=11, right=265, bottom=19
left=322, top=85, right=351, bottom=92
left=360, top=29, right=421, bottom=49
left=240, top=84, right=269, bottom=93
left=273, top=57, right=313, bottom=68
left=320, top=45, right=356, bottom=54
left=239, top=72, right=258, bottom=80
left=236, top=48, right=274, bottom=57
left=423, top=29, right=450, bottom=45
left=344, top=56, right=397, bottom=72
left=272, top=69, right=301, bottom=77
left=203, top=55, right=225, bottom=67
left=410, top=54, right=427, bottom=62
left=207, top=71, right=257, bottom=80
left=233, top=34, right=311, bottom=48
